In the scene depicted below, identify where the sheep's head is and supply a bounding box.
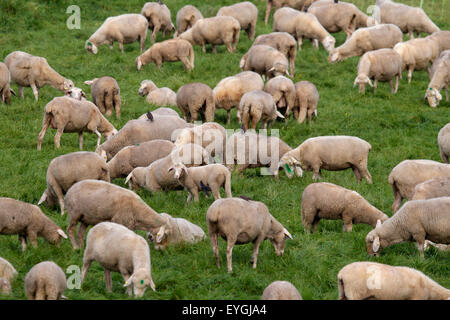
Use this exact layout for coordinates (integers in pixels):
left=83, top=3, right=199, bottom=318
left=268, top=62, right=290, bottom=78
left=353, top=75, right=373, bottom=94
left=425, top=87, right=442, bottom=108
left=85, top=40, right=98, bottom=54
left=269, top=226, right=293, bottom=257
left=103, top=128, right=118, bottom=141
left=322, top=36, right=336, bottom=53
left=279, top=154, right=303, bottom=179
left=62, top=80, right=74, bottom=93
left=328, top=50, right=341, bottom=64
left=168, top=162, right=188, bottom=180
left=138, top=80, right=157, bottom=96
left=123, top=268, right=156, bottom=298
left=365, top=220, right=383, bottom=256
left=65, top=87, right=87, bottom=100
left=42, top=223, right=68, bottom=246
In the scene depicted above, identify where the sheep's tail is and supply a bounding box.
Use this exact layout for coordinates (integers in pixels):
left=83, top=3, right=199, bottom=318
left=189, top=45, right=195, bottom=69
left=338, top=276, right=347, bottom=300
left=224, top=170, right=232, bottom=198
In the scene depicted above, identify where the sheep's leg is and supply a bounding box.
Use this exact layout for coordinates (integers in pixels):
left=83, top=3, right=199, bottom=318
left=104, top=269, right=112, bottom=292
left=264, top=1, right=271, bottom=25
left=28, top=231, right=38, bottom=248
left=94, top=129, right=102, bottom=147
left=293, top=107, right=299, bottom=120
left=251, top=115, right=259, bottom=130
left=226, top=236, right=237, bottom=273
left=248, top=22, right=256, bottom=41
left=445, top=86, right=448, bottom=101
left=408, top=30, right=415, bottom=39
left=190, top=110, right=199, bottom=123
left=210, top=232, right=220, bottom=269
left=77, top=222, right=88, bottom=249
left=139, top=34, right=146, bottom=52
left=394, top=75, right=399, bottom=93
left=297, top=36, right=303, bottom=51
left=96, top=98, right=106, bottom=115
left=54, top=127, right=64, bottom=149
left=312, top=166, right=322, bottom=180
left=415, top=238, right=425, bottom=259
left=342, top=214, right=353, bottom=232
left=76, top=132, right=83, bottom=150
left=105, top=93, right=114, bottom=117
left=307, top=107, right=315, bottom=122
left=311, top=217, right=321, bottom=233
left=19, top=86, right=24, bottom=99
left=37, top=121, right=49, bottom=151
left=180, top=56, right=191, bottom=70
left=226, top=110, right=231, bottom=125
left=19, top=234, right=27, bottom=251
left=201, top=42, right=206, bottom=53
left=81, top=257, right=93, bottom=284
left=30, top=83, right=39, bottom=101
left=297, top=105, right=307, bottom=124
left=407, top=67, right=413, bottom=84
left=352, top=166, right=362, bottom=182
left=192, top=188, right=199, bottom=202
left=67, top=220, right=80, bottom=249
left=186, top=192, right=193, bottom=204
left=152, top=25, right=160, bottom=43
left=210, top=184, right=221, bottom=200
left=312, top=39, right=319, bottom=50
left=426, top=66, right=431, bottom=79
left=392, top=187, right=403, bottom=213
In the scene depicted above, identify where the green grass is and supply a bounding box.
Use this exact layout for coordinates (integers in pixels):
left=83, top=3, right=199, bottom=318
left=0, top=0, right=449, bottom=300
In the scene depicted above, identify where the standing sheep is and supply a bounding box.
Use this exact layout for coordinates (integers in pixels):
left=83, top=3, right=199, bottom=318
left=138, top=80, right=177, bottom=107
left=84, top=76, right=121, bottom=118
left=0, top=278, right=11, bottom=295
left=217, top=2, right=258, bottom=41
left=425, top=50, right=449, bottom=108
left=240, top=45, right=290, bottom=80
left=293, top=80, right=319, bottom=123
left=174, top=5, right=203, bottom=37
left=0, top=62, right=15, bottom=104
left=262, top=281, right=303, bottom=300
left=141, top=1, right=175, bottom=42
left=136, top=39, right=194, bottom=71
left=176, top=83, right=215, bottom=123
left=240, top=90, right=285, bottom=130
left=438, top=123, right=450, bottom=163
left=265, top=76, right=296, bottom=119
left=411, top=177, right=450, bottom=200
left=265, top=0, right=316, bottom=25
left=24, top=261, right=67, bottom=300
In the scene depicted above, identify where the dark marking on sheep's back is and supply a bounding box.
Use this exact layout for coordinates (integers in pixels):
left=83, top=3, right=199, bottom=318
left=239, top=195, right=252, bottom=201
left=146, top=111, right=154, bottom=122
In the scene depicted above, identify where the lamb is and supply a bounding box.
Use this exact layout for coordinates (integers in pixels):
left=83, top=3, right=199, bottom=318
left=84, top=76, right=121, bottom=118
left=0, top=278, right=11, bottom=295
left=5, top=51, right=74, bottom=101
left=0, top=62, right=15, bottom=104
left=365, top=197, right=450, bottom=258
left=37, top=96, right=118, bottom=150
left=293, top=80, right=319, bottom=123
left=328, top=24, right=403, bottom=63
left=206, top=197, right=293, bottom=273
left=138, top=80, right=177, bottom=107
left=141, top=1, right=174, bottom=42
left=240, top=45, right=290, bottom=80
left=217, top=2, right=258, bottom=40
left=411, top=177, right=450, bottom=200
left=253, top=32, right=297, bottom=77
left=176, top=83, right=215, bottom=122
left=24, top=261, right=67, bottom=300
left=273, top=7, right=335, bottom=52
left=261, top=281, right=303, bottom=300
left=0, top=197, right=68, bottom=251
left=174, top=5, right=203, bottom=37
left=213, top=71, right=264, bottom=125
left=265, top=0, right=317, bottom=25
left=264, top=76, right=296, bottom=119
left=136, top=39, right=194, bottom=71
left=168, top=162, right=232, bottom=203
left=85, top=14, right=148, bottom=54
left=425, top=50, right=449, bottom=108
left=438, top=123, right=450, bottom=163
left=81, top=222, right=156, bottom=297
left=354, top=48, right=403, bottom=94
left=279, top=136, right=373, bottom=183
left=240, top=90, right=285, bottom=130
left=338, top=262, right=450, bottom=300
left=0, top=257, right=17, bottom=287
left=301, top=182, right=389, bottom=233
left=178, top=16, right=241, bottom=54
left=388, top=159, right=450, bottom=213
left=38, top=151, right=110, bottom=215
left=107, top=140, right=174, bottom=180
left=65, top=180, right=170, bottom=249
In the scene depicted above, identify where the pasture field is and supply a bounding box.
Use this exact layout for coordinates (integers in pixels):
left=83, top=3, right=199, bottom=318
left=0, top=0, right=448, bottom=300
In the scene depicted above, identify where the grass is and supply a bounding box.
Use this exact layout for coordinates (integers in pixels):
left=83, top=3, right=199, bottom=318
left=0, top=0, right=449, bottom=300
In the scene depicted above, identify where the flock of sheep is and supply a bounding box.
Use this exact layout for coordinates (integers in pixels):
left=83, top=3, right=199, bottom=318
left=0, top=0, right=449, bottom=300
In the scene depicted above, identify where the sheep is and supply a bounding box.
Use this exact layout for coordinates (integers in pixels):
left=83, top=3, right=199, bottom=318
left=253, top=32, right=297, bottom=77
left=176, top=83, right=215, bottom=122
left=206, top=197, right=293, bottom=273
left=64, top=87, right=87, bottom=101
left=138, top=80, right=177, bottom=107
left=81, top=222, right=156, bottom=297
left=293, top=80, right=319, bottom=123
left=0, top=278, right=11, bottom=295
left=354, top=48, right=403, bottom=94
left=424, top=240, right=450, bottom=252
left=388, top=159, right=450, bottom=213
left=84, top=76, right=121, bottom=118
left=85, top=14, right=148, bottom=54
left=261, top=281, right=303, bottom=300
left=168, top=162, right=232, bottom=203
left=178, top=16, right=241, bottom=54
left=301, top=182, right=389, bottom=233
left=240, top=90, right=285, bottom=130
left=217, top=2, right=258, bottom=41
left=0, top=257, right=17, bottom=286
left=24, top=261, right=67, bottom=300
left=240, top=45, right=290, bottom=80
left=279, top=136, right=373, bottom=183
left=213, top=71, right=264, bottom=125
left=0, top=197, right=68, bottom=251
left=38, top=151, right=110, bottom=215
left=425, top=50, right=449, bottom=108
left=338, top=262, right=450, bottom=300
left=328, top=24, right=403, bottom=63
left=136, top=39, right=194, bottom=71
left=0, top=62, right=15, bottom=104
left=37, top=96, right=118, bottom=151
left=174, top=5, right=203, bottom=37
left=265, top=0, right=317, bottom=25
left=412, top=177, right=450, bottom=200
left=5, top=51, right=74, bottom=101
left=365, top=197, right=450, bottom=258
left=264, top=76, right=296, bottom=119
left=65, top=180, right=170, bottom=250
left=137, top=108, right=179, bottom=119
left=107, top=140, right=174, bottom=180
left=141, top=1, right=174, bottom=42
left=438, top=123, right=450, bottom=163
left=428, top=31, right=450, bottom=53
left=273, top=7, right=335, bottom=52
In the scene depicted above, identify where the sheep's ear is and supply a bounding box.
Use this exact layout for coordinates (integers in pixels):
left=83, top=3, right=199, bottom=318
left=167, top=166, right=174, bottom=173
left=125, top=173, right=133, bottom=184
left=376, top=219, right=382, bottom=228
left=283, top=228, right=293, bottom=240
left=84, top=80, right=94, bottom=86
left=372, top=236, right=380, bottom=253
left=100, top=150, right=107, bottom=161
left=38, top=192, right=47, bottom=205
left=57, top=229, right=68, bottom=239
left=268, top=67, right=275, bottom=72
left=156, top=226, right=166, bottom=243
left=124, top=275, right=134, bottom=287
left=285, top=70, right=291, bottom=77
left=434, top=89, right=442, bottom=100
left=276, top=110, right=285, bottom=118
left=353, top=77, right=359, bottom=88
left=10, top=88, right=16, bottom=97
left=367, top=78, right=374, bottom=87
left=182, top=166, right=189, bottom=175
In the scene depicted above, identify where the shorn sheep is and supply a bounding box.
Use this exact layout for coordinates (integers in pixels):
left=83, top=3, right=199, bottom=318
left=136, top=39, right=194, bottom=71
left=438, top=123, right=450, bottom=163
left=293, top=80, right=319, bottom=123
left=141, top=1, right=174, bottom=42
left=24, top=261, right=67, bottom=300
left=216, top=1, right=258, bottom=41
left=84, top=76, right=121, bottom=118
left=174, top=5, right=203, bottom=37
left=176, top=83, right=215, bottom=122
left=0, top=62, right=16, bottom=104
left=262, top=281, right=303, bottom=300
left=425, top=50, right=449, bottom=108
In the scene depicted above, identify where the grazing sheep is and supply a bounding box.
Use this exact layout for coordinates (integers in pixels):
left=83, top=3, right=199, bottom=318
left=24, top=261, right=66, bottom=300
left=328, top=24, right=403, bottom=63
left=82, top=222, right=156, bottom=297
left=388, top=159, right=450, bottom=213
left=273, top=7, right=335, bottom=52
left=438, top=123, right=450, bottom=163
left=0, top=278, right=11, bottom=295
left=141, top=1, right=174, bottom=42
left=0, top=198, right=68, bottom=251
left=428, top=31, right=450, bottom=53
left=240, top=45, right=290, bottom=80
left=265, top=0, right=317, bottom=25
left=0, top=62, right=15, bottom=104
left=425, top=50, right=449, bottom=108
left=64, top=87, right=87, bottom=101
left=412, top=177, right=450, bottom=200
left=279, top=136, right=372, bottom=183
left=354, top=48, right=403, bottom=94
left=85, top=14, right=148, bottom=54
left=84, top=77, right=121, bottom=118
left=213, top=71, right=264, bottom=124
left=138, top=80, right=177, bottom=107
left=365, top=197, right=450, bottom=258
left=176, top=83, right=215, bottom=122
left=0, top=257, right=17, bottom=286
left=5, top=51, right=74, bottom=101
left=217, top=2, right=258, bottom=40
left=424, top=240, right=450, bottom=252
left=107, top=140, right=174, bottom=179
left=206, top=197, right=293, bottom=273
left=178, top=16, right=241, bottom=54
left=293, top=80, right=319, bottom=123
left=240, top=90, right=285, bottom=130
left=338, top=262, right=450, bottom=300
left=136, top=39, right=194, bottom=71
left=37, top=97, right=118, bottom=150
left=301, top=182, right=389, bottom=233
left=174, top=5, right=203, bottom=37
left=265, top=76, right=296, bottom=119
left=262, top=281, right=303, bottom=300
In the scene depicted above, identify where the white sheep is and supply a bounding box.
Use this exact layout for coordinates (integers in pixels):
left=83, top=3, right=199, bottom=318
left=217, top=1, right=258, bottom=40
left=262, top=281, right=303, bottom=300
left=176, top=83, right=215, bottom=122
left=240, top=90, right=285, bottom=130
left=425, top=50, right=449, bottom=107
left=138, top=80, right=177, bottom=107
left=412, top=177, right=450, bottom=200
left=240, top=45, right=290, bottom=80
left=0, top=257, right=18, bottom=287
left=265, top=0, right=317, bottom=25
left=428, top=30, right=450, bottom=53
left=264, top=76, right=296, bottom=119
left=64, top=87, right=87, bottom=101
left=0, top=62, right=16, bottom=104
left=141, top=1, right=174, bottom=42
left=84, top=76, right=121, bottom=118
left=293, top=80, right=319, bottom=123
left=174, top=5, right=203, bottom=37
left=24, top=261, right=67, bottom=300
left=438, top=123, right=450, bottom=163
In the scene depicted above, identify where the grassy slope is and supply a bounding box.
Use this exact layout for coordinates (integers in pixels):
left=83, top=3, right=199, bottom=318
left=0, top=0, right=448, bottom=300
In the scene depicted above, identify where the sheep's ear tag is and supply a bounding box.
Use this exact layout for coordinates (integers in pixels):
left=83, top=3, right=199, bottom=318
left=87, top=41, right=92, bottom=46
left=285, top=164, right=293, bottom=174
left=140, top=280, right=144, bottom=285
left=429, top=88, right=433, bottom=90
